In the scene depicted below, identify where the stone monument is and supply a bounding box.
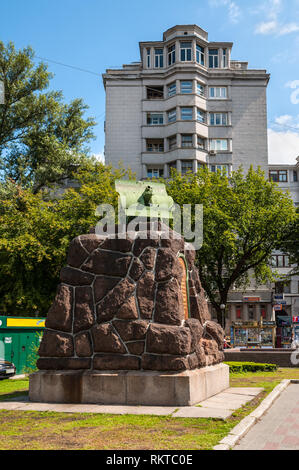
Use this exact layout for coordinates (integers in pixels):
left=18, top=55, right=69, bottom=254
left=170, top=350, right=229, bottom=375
left=29, top=181, right=229, bottom=405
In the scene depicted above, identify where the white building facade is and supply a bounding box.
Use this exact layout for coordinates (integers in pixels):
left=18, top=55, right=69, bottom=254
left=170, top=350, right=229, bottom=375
left=268, top=158, right=299, bottom=321
left=224, top=159, right=299, bottom=335
left=103, top=25, right=270, bottom=180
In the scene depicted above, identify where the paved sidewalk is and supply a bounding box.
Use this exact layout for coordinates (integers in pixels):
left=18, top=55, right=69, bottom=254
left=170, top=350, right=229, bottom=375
left=0, top=387, right=262, bottom=419
left=235, top=384, right=299, bottom=450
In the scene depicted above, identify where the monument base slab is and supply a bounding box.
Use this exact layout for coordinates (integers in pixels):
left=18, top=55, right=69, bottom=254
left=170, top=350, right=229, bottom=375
left=29, top=364, right=229, bottom=406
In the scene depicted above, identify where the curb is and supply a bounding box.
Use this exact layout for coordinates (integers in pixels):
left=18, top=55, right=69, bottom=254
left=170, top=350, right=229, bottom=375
left=213, top=379, right=291, bottom=451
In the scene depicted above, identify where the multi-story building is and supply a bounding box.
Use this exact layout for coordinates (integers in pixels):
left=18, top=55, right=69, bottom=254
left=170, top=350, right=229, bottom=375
left=103, top=24, right=270, bottom=180
left=268, top=158, right=299, bottom=321
left=103, top=25, right=299, bottom=337
left=224, top=159, right=299, bottom=334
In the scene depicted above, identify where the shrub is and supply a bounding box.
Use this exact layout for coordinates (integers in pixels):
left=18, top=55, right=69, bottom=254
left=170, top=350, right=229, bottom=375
left=224, top=361, right=277, bottom=373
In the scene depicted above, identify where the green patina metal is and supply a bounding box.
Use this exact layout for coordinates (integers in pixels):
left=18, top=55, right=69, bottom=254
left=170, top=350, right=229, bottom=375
left=115, top=180, right=175, bottom=219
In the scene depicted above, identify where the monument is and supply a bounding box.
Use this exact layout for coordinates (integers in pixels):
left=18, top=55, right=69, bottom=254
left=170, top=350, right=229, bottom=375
left=29, top=181, right=229, bottom=405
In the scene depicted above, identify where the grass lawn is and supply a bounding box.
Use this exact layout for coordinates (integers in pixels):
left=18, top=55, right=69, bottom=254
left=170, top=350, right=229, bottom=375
left=0, top=368, right=298, bottom=450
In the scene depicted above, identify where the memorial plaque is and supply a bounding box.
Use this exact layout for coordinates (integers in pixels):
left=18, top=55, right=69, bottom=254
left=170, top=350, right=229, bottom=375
left=178, top=256, right=189, bottom=320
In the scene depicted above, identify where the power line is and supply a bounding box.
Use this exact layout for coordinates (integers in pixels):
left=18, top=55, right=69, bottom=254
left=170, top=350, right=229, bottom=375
left=35, top=56, right=102, bottom=77
left=34, top=55, right=162, bottom=94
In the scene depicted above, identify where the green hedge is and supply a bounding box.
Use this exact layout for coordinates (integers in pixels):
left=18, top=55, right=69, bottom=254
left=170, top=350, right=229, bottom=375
left=224, top=361, right=278, bottom=373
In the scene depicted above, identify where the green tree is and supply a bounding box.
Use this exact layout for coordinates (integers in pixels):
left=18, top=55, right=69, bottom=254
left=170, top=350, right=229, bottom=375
left=166, top=167, right=296, bottom=325
left=280, top=207, right=299, bottom=276
left=0, top=41, right=95, bottom=192
left=0, top=162, right=129, bottom=316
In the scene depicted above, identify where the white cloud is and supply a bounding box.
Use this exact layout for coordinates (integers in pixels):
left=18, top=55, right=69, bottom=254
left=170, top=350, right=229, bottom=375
left=209, top=0, right=241, bottom=23
left=274, top=114, right=299, bottom=129
left=92, top=151, right=105, bottom=163
left=286, top=80, right=299, bottom=104
left=255, top=0, right=299, bottom=35
left=268, top=128, right=299, bottom=164
left=255, top=20, right=278, bottom=34
left=279, top=23, right=299, bottom=35
left=275, top=115, right=295, bottom=126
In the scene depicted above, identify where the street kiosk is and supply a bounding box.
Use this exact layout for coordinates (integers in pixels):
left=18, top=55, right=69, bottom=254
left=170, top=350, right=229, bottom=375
left=231, top=320, right=276, bottom=349
left=0, top=316, right=45, bottom=374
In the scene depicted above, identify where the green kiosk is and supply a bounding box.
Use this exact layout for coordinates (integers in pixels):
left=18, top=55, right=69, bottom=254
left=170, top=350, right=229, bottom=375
left=0, top=316, right=45, bottom=374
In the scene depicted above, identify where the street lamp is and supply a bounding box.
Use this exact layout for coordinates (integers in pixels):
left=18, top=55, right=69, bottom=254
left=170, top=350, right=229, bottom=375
left=220, top=304, right=226, bottom=330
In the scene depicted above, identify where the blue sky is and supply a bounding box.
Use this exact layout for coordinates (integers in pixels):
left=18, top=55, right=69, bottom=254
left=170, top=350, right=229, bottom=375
left=1, top=0, right=299, bottom=164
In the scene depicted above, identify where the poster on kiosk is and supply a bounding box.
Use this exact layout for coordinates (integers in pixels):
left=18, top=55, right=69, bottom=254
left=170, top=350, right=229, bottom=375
left=293, top=316, right=299, bottom=347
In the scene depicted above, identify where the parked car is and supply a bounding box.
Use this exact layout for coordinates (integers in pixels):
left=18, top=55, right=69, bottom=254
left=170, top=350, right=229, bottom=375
left=0, top=360, right=16, bottom=379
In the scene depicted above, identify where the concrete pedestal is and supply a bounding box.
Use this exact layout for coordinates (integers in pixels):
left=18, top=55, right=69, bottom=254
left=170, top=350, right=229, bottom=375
left=29, top=364, right=229, bottom=406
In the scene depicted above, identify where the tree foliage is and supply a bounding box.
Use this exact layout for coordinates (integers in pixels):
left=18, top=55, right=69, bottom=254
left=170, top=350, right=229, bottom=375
left=280, top=207, right=299, bottom=276
left=0, top=41, right=96, bottom=192
left=166, top=167, right=296, bottom=324
left=0, top=162, right=129, bottom=316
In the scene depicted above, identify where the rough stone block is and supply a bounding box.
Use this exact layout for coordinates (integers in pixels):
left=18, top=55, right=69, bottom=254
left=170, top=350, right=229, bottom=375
left=154, top=278, right=184, bottom=325
left=60, top=267, right=94, bottom=286
left=146, top=323, right=192, bottom=355
left=92, top=323, right=126, bottom=353
left=74, top=332, right=92, bottom=357
left=113, top=320, right=149, bottom=342
left=38, top=330, right=74, bottom=358
left=93, top=354, right=140, bottom=370
left=45, top=284, right=73, bottom=333
left=73, top=286, right=95, bottom=333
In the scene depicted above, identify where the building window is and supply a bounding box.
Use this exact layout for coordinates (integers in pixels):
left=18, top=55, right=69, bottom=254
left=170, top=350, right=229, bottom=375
left=181, top=135, right=193, bottom=148
left=209, top=87, right=227, bottom=99
left=146, top=139, right=164, bottom=152
left=146, top=49, right=151, bottom=68
left=180, top=42, right=192, bottom=61
left=181, top=160, right=193, bottom=175
left=209, top=49, right=219, bottom=68
left=222, top=48, right=227, bottom=68
left=147, top=113, right=163, bottom=125
left=181, top=81, right=193, bottom=94
left=181, top=107, right=193, bottom=120
left=197, top=82, right=205, bottom=97
left=168, top=109, right=177, bottom=123
left=269, top=170, right=288, bottom=182
left=147, top=168, right=163, bottom=179
left=210, top=139, right=229, bottom=151
left=210, top=113, right=228, bottom=126
left=210, top=164, right=229, bottom=175
left=196, top=44, right=205, bottom=65
left=146, top=86, right=164, bottom=100
left=168, top=44, right=176, bottom=65
left=294, top=171, right=298, bottom=182
left=197, top=136, right=206, bottom=149
left=168, top=135, right=177, bottom=150
left=168, top=82, right=176, bottom=97
left=271, top=254, right=290, bottom=268
left=275, top=281, right=291, bottom=294
left=248, top=305, right=255, bottom=320
left=261, top=305, right=267, bottom=319
left=154, top=48, right=164, bottom=68
left=236, top=306, right=242, bottom=319
left=197, top=109, right=205, bottom=123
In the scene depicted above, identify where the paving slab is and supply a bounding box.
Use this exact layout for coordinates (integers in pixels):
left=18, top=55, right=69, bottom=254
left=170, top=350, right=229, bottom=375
left=235, top=384, right=299, bottom=450
left=71, top=405, right=177, bottom=416
left=172, top=406, right=232, bottom=419
left=0, top=386, right=262, bottom=419
left=196, top=400, right=247, bottom=411
left=225, top=387, right=263, bottom=397
left=198, top=389, right=259, bottom=412
left=0, top=401, right=28, bottom=410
